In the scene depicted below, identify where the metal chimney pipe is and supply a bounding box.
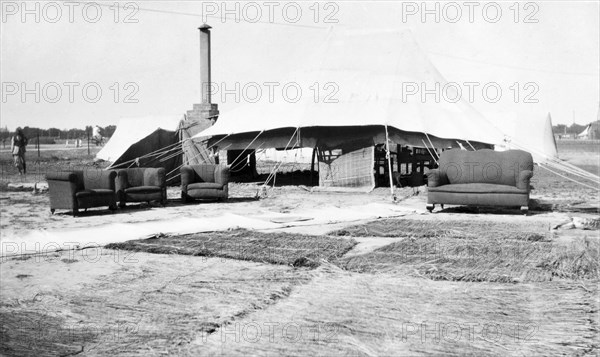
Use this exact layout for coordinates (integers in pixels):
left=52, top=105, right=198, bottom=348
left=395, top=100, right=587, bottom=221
left=199, top=24, right=212, bottom=104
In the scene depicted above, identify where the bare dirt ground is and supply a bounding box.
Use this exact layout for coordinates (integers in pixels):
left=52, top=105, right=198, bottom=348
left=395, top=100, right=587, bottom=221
left=0, top=141, right=598, bottom=356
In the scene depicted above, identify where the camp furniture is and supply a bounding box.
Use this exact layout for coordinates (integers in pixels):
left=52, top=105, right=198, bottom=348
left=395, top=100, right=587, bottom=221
left=46, top=170, right=118, bottom=216
left=180, top=164, right=230, bottom=202
left=425, top=149, right=534, bottom=214
left=115, top=168, right=167, bottom=207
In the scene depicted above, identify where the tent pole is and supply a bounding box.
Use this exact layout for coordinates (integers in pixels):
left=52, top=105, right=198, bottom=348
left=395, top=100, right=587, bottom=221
left=384, top=125, right=396, bottom=201
left=310, top=146, right=317, bottom=186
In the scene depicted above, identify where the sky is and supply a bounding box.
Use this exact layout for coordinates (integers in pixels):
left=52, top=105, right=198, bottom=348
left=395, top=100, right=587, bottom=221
left=1, top=1, right=599, bottom=130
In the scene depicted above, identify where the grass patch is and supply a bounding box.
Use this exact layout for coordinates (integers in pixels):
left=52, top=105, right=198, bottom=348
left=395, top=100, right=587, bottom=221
left=338, top=236, right=599, bottom=282
left=106, top=229, right=357, bottom=268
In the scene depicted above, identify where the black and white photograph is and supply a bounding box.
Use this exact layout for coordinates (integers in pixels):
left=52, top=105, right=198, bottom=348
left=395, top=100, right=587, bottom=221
left=1, top=1, right=599, bottom=355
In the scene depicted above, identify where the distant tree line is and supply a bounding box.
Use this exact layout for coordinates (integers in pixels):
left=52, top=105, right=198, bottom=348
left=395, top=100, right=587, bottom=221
left=0, top=125, right=116, bottom=142
left=552, top=123, right=587, bottom=135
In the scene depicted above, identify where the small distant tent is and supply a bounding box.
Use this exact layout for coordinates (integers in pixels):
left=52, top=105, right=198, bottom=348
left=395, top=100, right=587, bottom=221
left=577, top=125, right=590, bottom=139
left=577, top=121, right=599, bottom=140
left=579, top=107, right=600, bottom=139
left=96, top=115, right=183, bottom=179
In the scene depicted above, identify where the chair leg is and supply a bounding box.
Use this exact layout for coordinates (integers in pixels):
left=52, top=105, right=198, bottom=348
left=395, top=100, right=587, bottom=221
left=72, top=208, right=78, bottom=217
left=50, top=209, right=55, bottom=214
left=426, top=204, right=435, bottom=213
left=520, top=206, right=529, bottom=216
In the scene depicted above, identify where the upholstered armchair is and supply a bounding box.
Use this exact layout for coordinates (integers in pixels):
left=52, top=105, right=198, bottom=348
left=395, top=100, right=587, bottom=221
left=46, top=170, right=117, bottom=216
left=180, top=164, right=230, bottom=202
left=115, top=168, right=167, bottom=207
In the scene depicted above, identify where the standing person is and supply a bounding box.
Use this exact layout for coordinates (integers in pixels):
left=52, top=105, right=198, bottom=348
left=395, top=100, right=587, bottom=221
left=11, top=127, right=28, bottom=175
left=92, top=125, right=102, bottom=146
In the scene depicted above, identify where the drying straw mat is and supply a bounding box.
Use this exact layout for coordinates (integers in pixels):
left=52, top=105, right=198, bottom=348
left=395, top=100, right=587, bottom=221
left=194, top=264, right=599, bottom=356
left=0, top=254, right=314, bottom=356
left=331, top=219, right=599, bottom=283
left=106, top=229, right=357, bottom=268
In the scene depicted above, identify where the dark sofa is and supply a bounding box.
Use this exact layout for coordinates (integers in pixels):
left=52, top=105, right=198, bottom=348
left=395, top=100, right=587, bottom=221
left=425, top=149, right=534, bottom=214
left=181, top=164, right=230, bottom=202
left=115, top=168, right=167, bottom=207
left=46, top=170, right=117, bottom=216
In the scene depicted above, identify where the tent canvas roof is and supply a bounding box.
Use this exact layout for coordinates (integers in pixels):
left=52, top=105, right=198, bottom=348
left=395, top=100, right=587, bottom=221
left=194, top=29, right=505, bottom=148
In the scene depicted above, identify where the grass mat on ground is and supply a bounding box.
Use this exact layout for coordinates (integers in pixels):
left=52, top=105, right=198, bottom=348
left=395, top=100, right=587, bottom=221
left=338, top=236, right=599, bottom=282
left=0, top=250, right=312, bottom=356
left=106, top=229, right=357, bottom=268
left=330, top=218, right=551, bottom=240
left=195, top=265, right=598, bottom=356
left=333, top=219, right=599, bottom=282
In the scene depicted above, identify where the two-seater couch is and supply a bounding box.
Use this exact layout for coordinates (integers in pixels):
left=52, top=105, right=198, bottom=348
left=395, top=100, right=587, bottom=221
left=425, top=149, right=534, bottom=214
left=115, top=168, right=167, bottom=207
left=46, top=170, right=118, bottom=216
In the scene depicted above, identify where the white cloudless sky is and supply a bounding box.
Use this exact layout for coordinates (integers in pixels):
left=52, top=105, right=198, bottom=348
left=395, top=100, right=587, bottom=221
left=1, top=1, right=598, bottom=130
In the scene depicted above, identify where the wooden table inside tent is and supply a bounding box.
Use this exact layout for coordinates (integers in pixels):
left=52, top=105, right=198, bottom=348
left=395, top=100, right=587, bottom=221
left=392, top=147, right=437, bottom=187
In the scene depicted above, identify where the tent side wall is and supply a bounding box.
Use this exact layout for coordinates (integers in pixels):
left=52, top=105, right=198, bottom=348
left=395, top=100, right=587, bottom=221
left=318, top=147, right=375, bottom=189
left=111, top=129, right=181, bottom=183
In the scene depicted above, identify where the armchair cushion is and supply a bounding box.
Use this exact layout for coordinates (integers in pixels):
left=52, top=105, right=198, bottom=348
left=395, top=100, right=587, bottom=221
left=188, top=182, right=224, bottom=190
left=124, top=186, right=163, bottom=194
left=75, top=189, right=115, bottom=198
left=428, top=183, right=528, bottom=195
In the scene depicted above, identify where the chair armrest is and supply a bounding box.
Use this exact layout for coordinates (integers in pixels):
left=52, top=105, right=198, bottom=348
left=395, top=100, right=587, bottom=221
left=516, top=170, right=533, bottom=190
left=426, top=169, right=447, bottom=187
left=214, top=165, right=230, bottom=186
left=115, top=170, right=129, bottom=193
left=180, top=166, right=195, bottom=191
left=144, top=168, right=166, bottom=188
left=46, top=172, right=80, bottom=199
left=46, top=171, right=78, bottom=182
